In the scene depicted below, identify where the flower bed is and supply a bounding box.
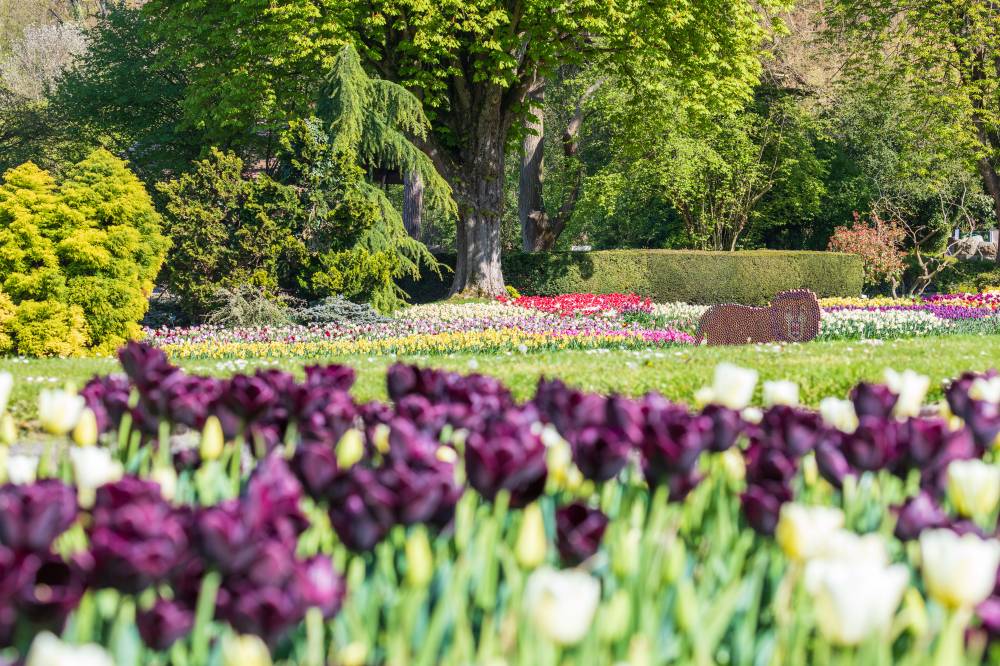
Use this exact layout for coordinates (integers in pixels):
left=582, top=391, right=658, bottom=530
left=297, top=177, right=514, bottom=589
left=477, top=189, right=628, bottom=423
left=0, top=343, right=996, bottom=664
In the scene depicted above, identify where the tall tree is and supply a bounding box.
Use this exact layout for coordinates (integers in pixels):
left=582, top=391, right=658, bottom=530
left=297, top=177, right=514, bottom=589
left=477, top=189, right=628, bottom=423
left=830, top=0, right=1000, bottom=263
left=343, top=0, right=781, bottom=294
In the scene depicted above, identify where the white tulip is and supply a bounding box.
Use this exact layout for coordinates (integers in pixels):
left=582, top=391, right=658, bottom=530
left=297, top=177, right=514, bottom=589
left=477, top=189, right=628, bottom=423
left=946, top=459, right=1000, bottom=518
left=0, top=372, right=13, bottom=415
left=884, top=368, right=930, bottom=418
left=6, top=454, right=37, bottom=484
left=26, top=631, right=114, bottom=666
left=805, top=560, right=909, bottom=646
left=740, top=407, right=763, bottom=425
left=69, top=447, right=123, bottom=506
left=775, top=503, right=844, bottom=562
left=763, top=380, right=799, bottom=407
left=819, top=397, right=859, bottom=434
left=706, top=363, right=758, bottom=410
left=820, top=530, right=890, bottom=567
left=920, top=529, right=1000, bottom=609
left=38, top=388, right=85, bottom=435
left=524, top=567, right=601, bottom=646
left=221, top=634, right=272, bottom=666
left=969, top=376, right=1000, bottom=404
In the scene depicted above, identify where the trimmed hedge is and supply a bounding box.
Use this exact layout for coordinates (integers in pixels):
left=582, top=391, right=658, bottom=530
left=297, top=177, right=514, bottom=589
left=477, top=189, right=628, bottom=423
left=404, top=250, right=864, bottom=305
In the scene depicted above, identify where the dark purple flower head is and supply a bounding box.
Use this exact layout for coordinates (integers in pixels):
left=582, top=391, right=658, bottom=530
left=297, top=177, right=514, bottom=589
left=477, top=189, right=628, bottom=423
left=88, top=479, right=190, bottom=593
left=700, top=404, right=744, bottom=453
left=814, top=433, right=855, bottom=488
left=219, top=581, right=303, bottom=647
left=744, top=441, right=798, bottom=487
left=223, top=374, right=279, bottom=424
left=639, top=398, right=711, bottom=487
left=16, top=553, right=86, bottom=633
left=0, top=480, right=77, bottom=553
left=850, top=383, right=898, bottom=420
left=555, top=503, right=609, bottom=566
left=326, top=468, right=396, bottom=552
left=292, top=387, right=357, bottom=447
left=741, top=482, right=793, bottom=536
left=379, top=442, right=461, bottom=530
left=304, top=364, right=356, bottom=392
left=289, top=443, right=339, bottom=500
left=195, top=500, right=260, bottom=574
left=244, top=455, right=308, bottom=549
left=80, top=374, right=132, bottom=434
left=962, top=400, right=1000, bottom=452
left=464, top=409, right=547, bottom=508
left=118, top=342, right=179, bottom=394
left=977, top=597, right=1000, bottom=642
left=162, top=374, right=224, bottom=429
left=137, top=598, right=194, bottom=652
left=892, top=491, right=949, bottom=541
left=945, top=370, right=998, bottom=420
left=295, top=555, right=345, bottom=619
left=757, top=406, right=823, bottom=458
left=842, top=417, right=899, bottom=471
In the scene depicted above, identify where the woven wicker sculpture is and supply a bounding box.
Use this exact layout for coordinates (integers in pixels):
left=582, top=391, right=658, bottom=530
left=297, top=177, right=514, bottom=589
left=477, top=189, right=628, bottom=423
left=695, top=289, right=820, bottom=346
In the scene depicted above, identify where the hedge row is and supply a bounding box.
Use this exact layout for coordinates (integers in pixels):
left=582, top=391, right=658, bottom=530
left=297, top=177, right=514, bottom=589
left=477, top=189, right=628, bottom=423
left=934, top=260, right=1000, bottom=293
left=405, top=250, right=864, bottom=305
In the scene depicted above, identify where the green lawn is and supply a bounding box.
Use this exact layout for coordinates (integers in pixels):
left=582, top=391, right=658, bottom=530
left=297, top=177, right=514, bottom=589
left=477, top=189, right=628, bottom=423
left=3, top=335, right=999, bottom=428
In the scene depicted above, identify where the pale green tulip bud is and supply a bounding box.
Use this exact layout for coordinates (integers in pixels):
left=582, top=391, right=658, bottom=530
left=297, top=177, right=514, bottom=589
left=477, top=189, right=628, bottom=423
left=200, top=415, right=225, bottom=461
left=0, top=413, right=16, bottom=446
left=515, top=502, right=547, bottom=569
left=338, top=642, right=368, bottom=666
left=674, top=578, right=698, bottom=634
left=336, top=428, right=365, bottom=469
left=663, top=540, right=686, bottom=585
left=598, top=589, right=631, bottom=642
left=72, top=408, right=99, bottom=447
left=221, top=634, right=271, bottom=666
left=405, top=526, right=434, bottom=588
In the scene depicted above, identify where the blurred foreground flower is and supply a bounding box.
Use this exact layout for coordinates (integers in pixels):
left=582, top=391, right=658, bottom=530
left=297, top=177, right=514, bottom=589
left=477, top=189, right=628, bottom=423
left=222, top=633, right=272, bottom=666
left=883, top=369, right=930, bottom=418
left=920, top=529, right=1000, bottom=609
left=69, top=448, right=123, bottom=507
left=38, top=388, right=85, bottom=436
left=763, top=380, right=799, bottom=407
left=805, top=559, right=909, bottom=646
left=819, top=398, right=858, bottom=434
left=555, top=502, right=608, bottom=566
left=775, top=503, right=844, bottom=562
left=25, top=632, right=113, bottom=666
left=946, top=459, right=1000, bottom=519
left=697, top=363, right=758, bottom=410
left=524, top=567, right=600, bottom=646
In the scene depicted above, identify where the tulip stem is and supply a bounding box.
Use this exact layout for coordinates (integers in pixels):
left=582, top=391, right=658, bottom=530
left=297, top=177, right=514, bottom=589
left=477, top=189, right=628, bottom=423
left=190, top=571, right=221, bottom=665
left=304, top=607, right=324, bottom=666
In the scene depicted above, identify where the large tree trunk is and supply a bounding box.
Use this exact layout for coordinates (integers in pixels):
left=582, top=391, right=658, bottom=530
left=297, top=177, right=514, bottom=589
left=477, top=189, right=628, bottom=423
left=449, top=118, right=507, bottom=297
left=520, top=86, right=548, bottom=251
left=402, top=171, right=423, bottom=239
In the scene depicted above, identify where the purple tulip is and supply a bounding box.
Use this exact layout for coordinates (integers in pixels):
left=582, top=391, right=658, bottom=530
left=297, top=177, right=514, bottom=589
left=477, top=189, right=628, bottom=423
left=464, top=409, right=547, bottom=508
left=289, top=443, right=340, bottom=499
left=137, top=598, right=195, bottom=651
left=195, top=501, right=261, bottom=574
left=814, top=434, right=855, bottom=488
left=219, top=581, right=303, bottom=647
left=379, top=454, right=461, bottom=530
left=744, top=441, right=798, bottom=487
left=977, top=597, right=1000, bottom=641
left=244, top=455, right=308, bottom=549
left=326, top=468, right=396, bottom=552
left=0, top=480, right=77, bottom=553
left=841, top=417, right=899, bottom=471
left=16, top=553, right=86, bottom=633
left=700, top=404, right=744, bottom=452
left=945, top=370, right=997, bottom=420
left=757, top=406, right=823, bottom=458
left=222, top=374, right=279, bottom=424
left=87, top=479, right=190, bottom=593
left=555, top=503, right=609, bottom=566
left=850, top=382, right=898, bottom=420
left=81, top=373, right=132, bottom=433
left=639, top=398, right=711, bottom=486
left=304, top=364, right=356, bottom=392
left=295, top=555, right=345, bottom=619
left=893, top=491, right=949, bottom=541
left=118, top=342, right=179, bottom=394
left=741, top=483, right=793, bottom=536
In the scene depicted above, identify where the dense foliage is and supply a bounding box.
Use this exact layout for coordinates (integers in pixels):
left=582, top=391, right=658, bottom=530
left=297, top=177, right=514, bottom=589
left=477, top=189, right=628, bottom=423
left=0, top=150, right=168, bottom=355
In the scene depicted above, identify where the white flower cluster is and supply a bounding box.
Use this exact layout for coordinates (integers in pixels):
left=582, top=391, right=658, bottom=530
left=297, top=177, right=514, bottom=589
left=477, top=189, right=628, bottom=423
left=818, top=309, right=951, bottom=340
left=394, top=302, right=539, bottom=322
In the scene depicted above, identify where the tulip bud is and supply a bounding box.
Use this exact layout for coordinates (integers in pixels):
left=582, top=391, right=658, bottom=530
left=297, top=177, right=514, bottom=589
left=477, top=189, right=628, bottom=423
left=72, top=408, right=99, bottom=447
left=405, top=526, right=434, bottom=588
left=710, top=363, right=758, bottom=410
left=663, top=540, right=686, bottom=584
left=38, top=388, right=85, bottom=436
left=884, top=368, right=930, bottom=418
left=515, top=503, right=548, bottom=569
left=372, top=423, right=391, bottom=454
left=200, top=415, right=225, bottom=461
left=720, top=447, right=746, bottom=484
left=946, top=459, right=1000, bottom=519
left=801, top=452, right=819, bottom=488
left=819, top=397, right=858, bottom=434
left=6, top=454, right=37, bottom=485
left=627, top=635, right=653, bottom=666
left=0, top=413, right=16, bottom=446
left=338, top=642, right=368, bottom=666
left=902, top=587, right=929, bottom=638
left=598, top=589, right=632, bottom=642
left=336, top=429, right=365, bottom=469
left=775, top=503, right=844, bottom=562
left=674, top=578, right=698, bottom=633
left=435, top=445, right=457, bottom=464
left=763, top=380, right=799, bottom=407
left=524, top=567, right=600, bottom=646
left=69, top=447, right=123, bottom=508
left=222, top=634, right=272, bottom=666
left=151, top=466, right=178, bottom=502
left=612, top=527, right=641, bottom=578
left=546, top=438, right=583, bottom=493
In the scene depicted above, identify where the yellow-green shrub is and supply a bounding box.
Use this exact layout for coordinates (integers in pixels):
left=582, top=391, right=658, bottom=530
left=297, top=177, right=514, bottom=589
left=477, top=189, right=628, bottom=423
left=0, top=151, right=168, bottom=355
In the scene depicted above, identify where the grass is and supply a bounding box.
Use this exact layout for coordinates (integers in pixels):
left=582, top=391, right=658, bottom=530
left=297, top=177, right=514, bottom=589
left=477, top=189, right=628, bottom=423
left=3, top=335, right=1000, bottom=428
